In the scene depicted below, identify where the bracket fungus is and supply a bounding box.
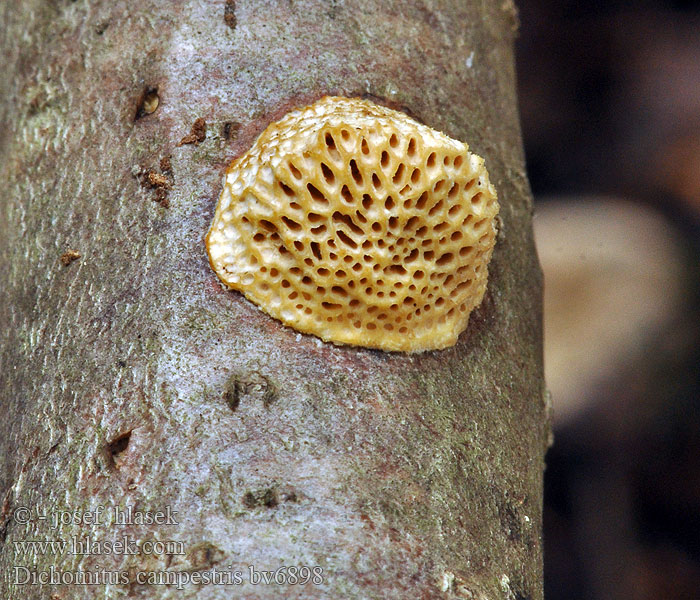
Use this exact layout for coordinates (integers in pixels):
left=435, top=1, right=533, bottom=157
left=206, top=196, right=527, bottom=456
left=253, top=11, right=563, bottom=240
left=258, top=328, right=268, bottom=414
left=206, top=96, right=499, bottom=351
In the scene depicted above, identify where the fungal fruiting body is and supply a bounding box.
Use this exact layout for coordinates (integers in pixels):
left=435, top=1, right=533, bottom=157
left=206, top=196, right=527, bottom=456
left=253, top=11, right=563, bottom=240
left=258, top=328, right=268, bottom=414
left=206, top=96, right=499, bottom=352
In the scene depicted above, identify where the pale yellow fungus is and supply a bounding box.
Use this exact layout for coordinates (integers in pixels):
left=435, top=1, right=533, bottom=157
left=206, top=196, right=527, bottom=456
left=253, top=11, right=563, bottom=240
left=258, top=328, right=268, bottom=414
left=206, top=96, right=498, bottom=351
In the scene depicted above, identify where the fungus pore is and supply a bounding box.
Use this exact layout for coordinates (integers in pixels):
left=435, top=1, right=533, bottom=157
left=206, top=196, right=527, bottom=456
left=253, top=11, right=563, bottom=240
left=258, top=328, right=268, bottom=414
left=206, top=96, right=499, bottom=351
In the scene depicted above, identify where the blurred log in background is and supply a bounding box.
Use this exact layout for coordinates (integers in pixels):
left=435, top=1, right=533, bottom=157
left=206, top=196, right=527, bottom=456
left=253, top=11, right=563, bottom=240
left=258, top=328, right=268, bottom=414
left=518, top=0, right=700, bottom=598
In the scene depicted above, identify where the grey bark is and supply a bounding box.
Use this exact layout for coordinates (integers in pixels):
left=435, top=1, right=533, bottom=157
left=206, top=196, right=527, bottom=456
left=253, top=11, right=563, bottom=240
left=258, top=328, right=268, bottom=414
left=0, top=1, right=547, bottom=599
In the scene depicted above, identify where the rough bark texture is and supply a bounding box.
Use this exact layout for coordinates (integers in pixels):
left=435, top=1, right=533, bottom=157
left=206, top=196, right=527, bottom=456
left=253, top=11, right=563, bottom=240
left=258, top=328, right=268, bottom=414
left=0, top=1, right=546, bottom=599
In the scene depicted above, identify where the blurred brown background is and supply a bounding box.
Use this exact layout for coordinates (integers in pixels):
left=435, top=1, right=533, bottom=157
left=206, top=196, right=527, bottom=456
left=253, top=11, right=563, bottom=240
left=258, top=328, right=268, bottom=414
left=516, top=1, right=700, bottom=598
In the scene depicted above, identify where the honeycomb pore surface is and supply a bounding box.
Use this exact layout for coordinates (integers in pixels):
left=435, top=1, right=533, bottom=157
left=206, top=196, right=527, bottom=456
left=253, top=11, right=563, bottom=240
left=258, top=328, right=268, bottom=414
left=206, top=96, right=499, bottom=351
